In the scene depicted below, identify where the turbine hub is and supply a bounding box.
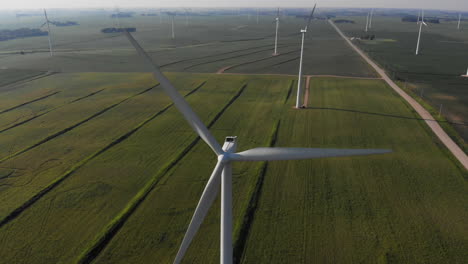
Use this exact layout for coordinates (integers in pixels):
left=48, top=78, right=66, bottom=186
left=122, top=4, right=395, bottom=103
left=218, top=154, right=231, bottom=163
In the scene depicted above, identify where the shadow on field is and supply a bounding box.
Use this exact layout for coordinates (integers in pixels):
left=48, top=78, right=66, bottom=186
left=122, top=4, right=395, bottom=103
left=307, top=107, right=468, bottom=126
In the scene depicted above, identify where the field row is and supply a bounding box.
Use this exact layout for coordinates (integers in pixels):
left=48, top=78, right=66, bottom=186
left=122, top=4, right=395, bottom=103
left=0, top=73, right=466, bottom=263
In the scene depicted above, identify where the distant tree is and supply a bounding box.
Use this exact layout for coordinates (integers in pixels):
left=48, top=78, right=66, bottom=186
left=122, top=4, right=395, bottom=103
left=101, top=27, right=136, bottom=33
left=0, top=28, right=48, bottom=41
left=334, top=19, right=355, bottom=24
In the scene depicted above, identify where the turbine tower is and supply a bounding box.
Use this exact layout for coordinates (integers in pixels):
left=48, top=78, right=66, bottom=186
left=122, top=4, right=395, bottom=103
left=457, top=13, right=462, bottom=30
left=171, top=14, right=175, bottom=39
left=43, top=9, right=53, bottom=56
left=295, top=4, right=316, bottom=109
left=257, top=9, right=259, bottom=24
left=365, top=11, right=370, bottom=32
left=369, top=9, right=374, bottom=29
left=123, top=30, right=391, bottom=264
left=415, top=10, right=427, bottom=56
left=273, top=8, right=280, bottom=56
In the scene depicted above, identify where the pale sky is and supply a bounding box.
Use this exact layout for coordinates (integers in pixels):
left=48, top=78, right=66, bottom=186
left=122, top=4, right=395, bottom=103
left=1, top=0, right=467, bottom=11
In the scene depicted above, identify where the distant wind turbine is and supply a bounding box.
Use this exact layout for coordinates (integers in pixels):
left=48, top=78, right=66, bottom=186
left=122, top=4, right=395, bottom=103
left=295, top=4, right=316, bottom=109
left=369, top=9, right=374, bottom=29
left=273, top=8, right=280, bottom=56
left=365, top=11, right=370, bottom=32
left=457, top=13, right=462, bottom=30
left=171, top=14, right=175, bottom=39
left=462, top=67, right=468, bottom=77
left=257, top=8, right=259, bottom=24
left=43, top=9, right=53, bottom=56
left=416, top=10, right=427, bottom=55
left=123, top=30, right=392, bottom=264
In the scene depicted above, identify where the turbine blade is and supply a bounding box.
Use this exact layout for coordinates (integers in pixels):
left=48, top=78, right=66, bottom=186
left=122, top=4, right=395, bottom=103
left=422, top=21, right=428, bottom=26
left=305, top=3, right=317, bottom=31
left=173, top=161, right=225, bottom=264
left=124, top=31, right=224, bottom=155
left=229, top=147, right=392, bottom=161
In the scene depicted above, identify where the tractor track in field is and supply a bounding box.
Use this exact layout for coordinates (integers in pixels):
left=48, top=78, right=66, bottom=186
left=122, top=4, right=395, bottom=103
left=233, top=120, right=281, bottom=263
left=0, top=91, right=61, bottom=115
left=284, top=80, right=296, bottom=104
left=0, top=89, right=106, bottom=134
left=303, top=76, right=311, bottom=107
left=216, top=71, right=383, bottom=80
left=0, top=72, right=55, bottom=93
left=160, top=43, right=284, bottom=68
left=76, top=83, right=249, bottom=264
left=269, top=56, right=300, bottom=68
left=220, top=49, right=301, bottom=73
left=330, top=19, right=468, bottom=170
left=183, top=45, right=293, bottom=71
left=0, top=82, right=208, bottom=228
left=0, top=86, right=157, bottom=164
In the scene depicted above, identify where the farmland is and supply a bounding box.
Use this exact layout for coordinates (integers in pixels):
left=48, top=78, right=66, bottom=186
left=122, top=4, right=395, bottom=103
left=333, top=15, right=468, bottom=144
left=0, top=8, right=467, bottom=264
left=0, top=13, right=375, bottom=77
left=0, top=71, right=465, bottom=263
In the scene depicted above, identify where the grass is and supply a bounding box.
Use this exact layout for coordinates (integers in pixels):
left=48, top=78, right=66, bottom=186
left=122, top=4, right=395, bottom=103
left=91, top=75, right=292, bottom=264
left=0, top=69, right=45, bottom=87
left=0, top=15, right=376, bottom=78
left=0, top=73, right=249, bottom=263
left=0, top=72, right=204, bottom=220
left=240, top=78, right=467, bottom=264
left=0, top=72, right=465, bottom=263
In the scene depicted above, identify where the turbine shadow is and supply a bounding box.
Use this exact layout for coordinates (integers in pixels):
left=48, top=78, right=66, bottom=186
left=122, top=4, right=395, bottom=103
left=307, top=107, right=467, bottom=126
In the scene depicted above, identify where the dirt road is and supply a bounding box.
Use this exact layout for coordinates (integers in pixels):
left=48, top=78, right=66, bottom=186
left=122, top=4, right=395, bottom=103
left=329, top=20, right=468, bottom=170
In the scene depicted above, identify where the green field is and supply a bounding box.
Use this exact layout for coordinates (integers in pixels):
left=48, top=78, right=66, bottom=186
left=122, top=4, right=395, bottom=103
left=0, top=72, right=465, bottom=263
left=0, top=8, right=467, bottom=264
left=333, top=15, right=468, bottom=143
left=0, top=14, right=376, bottom=77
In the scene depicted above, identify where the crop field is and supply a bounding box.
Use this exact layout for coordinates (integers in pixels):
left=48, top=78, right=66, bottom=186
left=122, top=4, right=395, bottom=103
left=0, top=13, right=375, bottom=77
left=0, top=71, right=465, bottom=263
left=0, top=8, right=467, bottom=264
left=333, top=15, right=468, bottom=143
left=0, top=69, right=45, bottom=87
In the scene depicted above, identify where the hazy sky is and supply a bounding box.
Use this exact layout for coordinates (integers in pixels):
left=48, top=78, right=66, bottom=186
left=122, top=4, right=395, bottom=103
left=2, top=0, right=467, bottom=11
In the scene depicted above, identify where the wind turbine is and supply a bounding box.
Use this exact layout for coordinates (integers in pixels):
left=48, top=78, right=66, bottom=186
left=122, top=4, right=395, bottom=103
left=273, top=8, right=280, bottom=56
left=462, top=67, right=468, bottom=77
left=43, top=9, right=53, bottom=56
left=415, top=10, right=427, bottom=56
left=369, top=9, right=374, bottom=29
left=365, top=11, right=370, bottom=32
left=295, top=4, right=317, bottom=109
left=457, top=13, right=462, bottom=30
left=171, top=13, right=175, bottom=39
left=123, top=30, right=391, bottom=264
left=256, top=8, right=259, bottom=24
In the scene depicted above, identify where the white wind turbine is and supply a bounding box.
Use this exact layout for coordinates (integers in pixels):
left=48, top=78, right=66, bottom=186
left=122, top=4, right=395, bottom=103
left=256, top=8, right=259, bottom=24
left=43, top=9, right=53, bottom=56
left=123, top=31, right=391, bottom=264
left=295, top=4, right=316, bottom=109
left=273, top=8, right=280, bottom=55
left=416, top=10, right=427, bottom=55
left=457, top=13, right=462, bottom=30
left=369, top=9, right=374, bottom=29
left=171, top=14, right=175, bottom=39
left=365, top=11, right=369, bottom=32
